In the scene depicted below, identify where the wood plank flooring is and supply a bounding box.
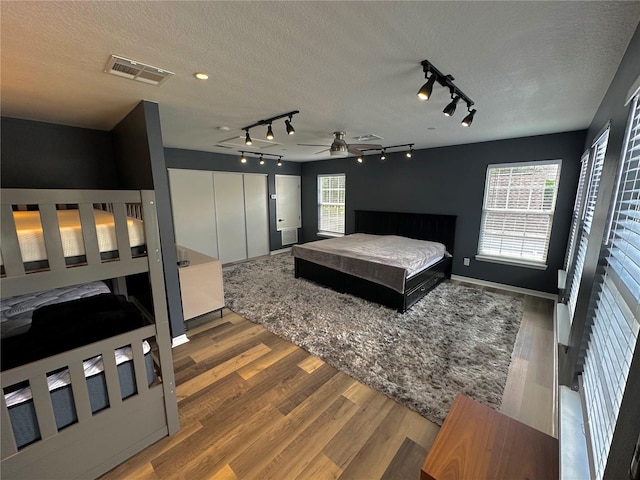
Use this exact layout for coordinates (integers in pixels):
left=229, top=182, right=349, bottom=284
left=101, top=282, right=556, bottom=479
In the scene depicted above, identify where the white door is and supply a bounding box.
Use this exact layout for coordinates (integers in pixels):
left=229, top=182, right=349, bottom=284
left=275, top=174, right=301, bottom=231
left=168, top=168, right=218, bottom=259
left=243, top=174, right=270, bottom=258
left=214, top=172, right=247, bottom=264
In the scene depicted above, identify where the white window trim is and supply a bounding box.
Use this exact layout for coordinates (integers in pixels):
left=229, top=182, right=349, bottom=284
left=477, top=159, right=562, bottom=268
left=317, top=173, right=346, bottom=236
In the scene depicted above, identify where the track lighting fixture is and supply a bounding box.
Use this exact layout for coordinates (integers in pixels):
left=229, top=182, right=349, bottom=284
left=357, top=155, right=363, bottom=163
left=380, top=150, right=386, bottom=161
left=417, top=74, right=437, bottom=101
left=417, top=60, right=476, bottom=125
left=285, top=115, right=296, bottom=135
left=406, top=146, right=414, bottom=158
left=237, top=151, right=283, bottom=165
left=461, top=108, right=476, bottom=127
left=443, top=95, right=460, bottom=117
left=242, top=110, right=299, bottom=143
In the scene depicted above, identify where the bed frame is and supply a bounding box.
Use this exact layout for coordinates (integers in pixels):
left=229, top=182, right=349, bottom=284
left=0, top=189, right=179, bottom=479
left=294, top=210, right=457, bottom=313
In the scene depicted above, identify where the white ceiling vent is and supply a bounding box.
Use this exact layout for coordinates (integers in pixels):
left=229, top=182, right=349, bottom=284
left=353, top=134, right=383, bottom=142
left=216, top=135, right=281, bottom=150
left=104, top=55, right=174, bottom=86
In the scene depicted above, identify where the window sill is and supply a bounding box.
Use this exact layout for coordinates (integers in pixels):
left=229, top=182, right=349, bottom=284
left=317, top=231, right=344, bottom=238
left=475, top=255, right=548, bottom=270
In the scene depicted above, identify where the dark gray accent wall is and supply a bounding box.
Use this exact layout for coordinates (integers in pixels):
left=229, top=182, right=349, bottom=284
left=112, top=101, right=185, bottom=339
left=164, top=147, right=302, bottom=251
left=300, top=130, right=587, bottom=294
left=562, top=24, right=640, bottom=480
left=1, top=117, right=119, bottom=189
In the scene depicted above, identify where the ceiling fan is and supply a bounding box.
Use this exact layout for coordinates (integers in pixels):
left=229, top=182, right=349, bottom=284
left=298, top=131, right=382, bottom=157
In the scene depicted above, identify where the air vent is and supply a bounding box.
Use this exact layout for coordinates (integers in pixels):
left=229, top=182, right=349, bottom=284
left=281, top=228, right=298, bottom=246
left=216, top=135, right=281, bottom=150
left=104, top=55, right=174, bottom=86
left=353, top=134, right=383, bottom=142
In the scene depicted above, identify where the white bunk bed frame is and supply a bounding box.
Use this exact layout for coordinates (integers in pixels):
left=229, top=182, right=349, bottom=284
left=0, top=189, right=179, bottom=479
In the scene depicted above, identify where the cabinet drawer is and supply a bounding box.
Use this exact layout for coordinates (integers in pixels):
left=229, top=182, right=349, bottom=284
left=406, top=272, right=444, bottom=308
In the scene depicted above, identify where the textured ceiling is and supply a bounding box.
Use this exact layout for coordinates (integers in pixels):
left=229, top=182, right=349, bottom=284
left=1, top=1, right=639, bottom=162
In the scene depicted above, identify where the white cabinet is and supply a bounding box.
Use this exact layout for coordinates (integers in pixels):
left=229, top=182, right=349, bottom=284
left=169, top=169, right=270, bottom=265
left=177, top=246, right=224, bottom=320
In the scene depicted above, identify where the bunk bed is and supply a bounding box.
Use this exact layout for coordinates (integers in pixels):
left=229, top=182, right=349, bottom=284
left=0, top=189, right=179, bottom=480
left=293, top=210, right=456, bottom=312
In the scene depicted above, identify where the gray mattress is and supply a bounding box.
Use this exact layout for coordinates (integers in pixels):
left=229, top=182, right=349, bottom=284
left=7, top=353, right=155, bottom=449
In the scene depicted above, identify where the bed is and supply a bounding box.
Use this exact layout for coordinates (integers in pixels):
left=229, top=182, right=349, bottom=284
left=293, top=210, right=456, bottom=312
left=0, top=189, right=179, bottom=480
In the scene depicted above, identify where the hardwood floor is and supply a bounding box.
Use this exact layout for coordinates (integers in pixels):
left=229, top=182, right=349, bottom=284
left=101, top=282, right=556, bottom=479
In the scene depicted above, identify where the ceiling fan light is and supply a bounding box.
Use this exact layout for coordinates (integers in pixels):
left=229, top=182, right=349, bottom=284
left=266, top=124, right=274, bottom=140
left=417, top=75, right=437, bottom=101
left=461, top=109, right=477, bottom=127
left=245, top=130, right=252, bottom=145
left=285, top=119, right=295, bottom=135
left=443, top=96, right=460, bottom=117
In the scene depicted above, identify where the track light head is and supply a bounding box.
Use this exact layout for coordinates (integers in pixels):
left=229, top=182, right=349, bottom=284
left=277, top=157, right=283, bottom=167
left=380, top=150, right=386, bottom=161
left=266, top=124, right=274, bottom=140
left=244, top=130, right=252, bottom=145
left=417, top=75, right=437, bottom=101
left=357, top=156, right=363, bottom=163
left=461, top=109, right=477, bottom=127
left=406, top=146, right=414, bottom=158
left=443, top=95, right=460, bottom=117
left=285, top=118, right=295, bottom=135
left=240, top=152, right=247, bottom=164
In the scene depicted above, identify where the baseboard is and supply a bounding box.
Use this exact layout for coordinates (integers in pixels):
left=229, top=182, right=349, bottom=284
left=270, top=247, right=292, bottom=255
left=450, top=275, right=558, bottom=300
left=171, top=334, right=190, bottom=348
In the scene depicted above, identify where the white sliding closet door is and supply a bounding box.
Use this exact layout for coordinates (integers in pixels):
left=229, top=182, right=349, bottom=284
left=243, top=174, right=270, bottom=258
left=214, top=172, right=247, bottom=264
left=168, top=168, right=218, bottom=259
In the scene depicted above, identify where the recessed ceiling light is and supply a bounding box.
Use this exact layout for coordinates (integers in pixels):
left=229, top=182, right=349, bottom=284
left=194, top=72, right=209, bottom=80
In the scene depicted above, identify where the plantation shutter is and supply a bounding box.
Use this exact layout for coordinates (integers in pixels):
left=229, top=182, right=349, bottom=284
left=565, top=152, right=590, bottom=272
left=318, top=174, right=346, bottom=234
left=581, top=95, right=640, bottom=480
left=477, top=161, right=561, bottom=265
left=568, top=128, right=610, bottom=318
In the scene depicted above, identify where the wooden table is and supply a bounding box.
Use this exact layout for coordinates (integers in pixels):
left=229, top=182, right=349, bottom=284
left=421, top=395, right=558, bottom=480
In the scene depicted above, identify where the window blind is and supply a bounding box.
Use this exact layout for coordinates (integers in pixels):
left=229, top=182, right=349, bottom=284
left=568, top=128, right=610, bottom=318
left=565, top=152, right=590, bottom=272
left=478, top=161, right=561, bottom=264
left=317, top=174, right=345, bottom=234
left=582, top=95, right=640, bottom=480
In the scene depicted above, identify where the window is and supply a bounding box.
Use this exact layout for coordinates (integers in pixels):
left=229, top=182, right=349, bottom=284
left=581, top=95, right=640, bottom=480
left=565, top=151, right=590, bottom=272
left=317, top=174, right=345, bottom=235
left=477, top=160, right=561, bottom=267
left=567, top=128, right=610, bottom=318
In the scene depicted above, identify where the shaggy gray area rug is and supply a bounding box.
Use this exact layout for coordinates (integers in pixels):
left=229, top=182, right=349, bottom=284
left=222, top=254, right=523, bottom=425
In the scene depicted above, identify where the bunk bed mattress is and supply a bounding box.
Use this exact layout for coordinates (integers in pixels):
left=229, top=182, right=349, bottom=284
left=291, top=233, right=447, bottom=293
left=5, top=344, right=155, bottom=449
left=0, top=209, right=145, bottom=265
left=0, top=281, right=111, bottom=338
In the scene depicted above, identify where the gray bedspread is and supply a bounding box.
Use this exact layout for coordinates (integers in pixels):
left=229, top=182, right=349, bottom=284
left=291, top=234, right=446, bottom=293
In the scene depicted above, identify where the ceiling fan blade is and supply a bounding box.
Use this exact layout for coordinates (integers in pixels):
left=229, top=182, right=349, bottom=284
left=315, top=148, right=330, bottom=154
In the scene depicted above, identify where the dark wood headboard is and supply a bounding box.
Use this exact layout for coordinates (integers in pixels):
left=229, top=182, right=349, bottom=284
left=354, top=210, right=457, bottom=255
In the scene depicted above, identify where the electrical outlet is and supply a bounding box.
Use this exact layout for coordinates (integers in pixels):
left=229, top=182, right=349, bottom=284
left=463, top=257, right=470, bottom=266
